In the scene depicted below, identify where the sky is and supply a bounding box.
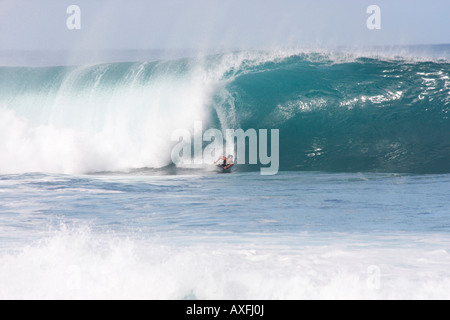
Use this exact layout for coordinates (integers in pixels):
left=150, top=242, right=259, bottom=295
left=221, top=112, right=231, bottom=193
left=0, top=0, right=449, bottom=52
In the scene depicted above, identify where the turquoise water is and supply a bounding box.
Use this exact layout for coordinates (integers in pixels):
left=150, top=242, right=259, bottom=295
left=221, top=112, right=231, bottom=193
left=1, top=48, right=450, bottom=299
left=1, top=50, right=449, bottom=174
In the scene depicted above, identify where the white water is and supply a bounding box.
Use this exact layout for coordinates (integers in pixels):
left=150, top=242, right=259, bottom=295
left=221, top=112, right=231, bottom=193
left=0, top=61, right=213, bottom=174
left=0, top=51, right=301, bottom=175
left=1, top=225, right=450, bottom=299
left=1, top=171, right=450, bottom=300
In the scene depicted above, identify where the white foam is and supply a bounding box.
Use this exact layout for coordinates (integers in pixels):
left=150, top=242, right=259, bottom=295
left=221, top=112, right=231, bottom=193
left=0, top=61, right=213, bottom=174
left=0, top=52, right=297, bottom=175
left=1, top=226, right=450, bottom=299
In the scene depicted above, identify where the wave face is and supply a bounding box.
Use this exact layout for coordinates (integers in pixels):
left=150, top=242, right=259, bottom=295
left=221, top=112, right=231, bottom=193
left=1, top=51, right=449, bottom=174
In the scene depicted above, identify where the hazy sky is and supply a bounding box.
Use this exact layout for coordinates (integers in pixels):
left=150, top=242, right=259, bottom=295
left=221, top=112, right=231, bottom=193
left=0, top=0, right=449, bottom=51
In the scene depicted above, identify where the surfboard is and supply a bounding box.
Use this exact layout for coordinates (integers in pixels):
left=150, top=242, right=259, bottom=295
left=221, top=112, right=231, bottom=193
left=214, top=163, right=233, bottom=173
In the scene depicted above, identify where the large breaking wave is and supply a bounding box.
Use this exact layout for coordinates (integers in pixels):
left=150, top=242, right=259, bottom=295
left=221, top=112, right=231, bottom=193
left=0, top=50, right=449, bottom=174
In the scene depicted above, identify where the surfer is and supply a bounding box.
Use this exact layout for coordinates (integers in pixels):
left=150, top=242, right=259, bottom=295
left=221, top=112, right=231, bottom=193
left=215, top=155, right=234, bottom=169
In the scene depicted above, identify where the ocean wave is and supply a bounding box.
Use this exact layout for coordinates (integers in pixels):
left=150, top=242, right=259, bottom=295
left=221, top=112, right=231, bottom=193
left=0, top=50, right=449, bottom=174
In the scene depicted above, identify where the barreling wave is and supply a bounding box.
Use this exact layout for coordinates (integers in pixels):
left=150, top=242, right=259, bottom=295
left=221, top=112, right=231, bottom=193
left=0, top=50, right=449, bottom=174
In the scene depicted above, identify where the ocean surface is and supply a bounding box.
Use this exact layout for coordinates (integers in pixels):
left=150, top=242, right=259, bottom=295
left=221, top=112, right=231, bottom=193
left=0, top=47, right=449, bottom=299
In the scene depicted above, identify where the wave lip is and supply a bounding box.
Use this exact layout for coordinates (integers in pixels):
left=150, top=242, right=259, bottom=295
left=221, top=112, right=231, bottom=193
left=216, top=52, right=450, bottom=174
